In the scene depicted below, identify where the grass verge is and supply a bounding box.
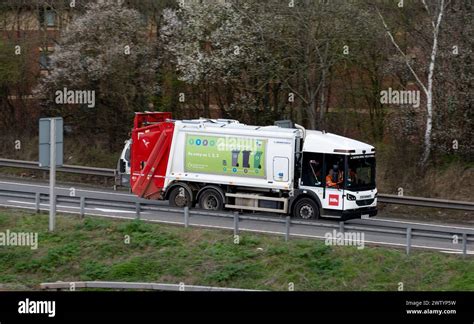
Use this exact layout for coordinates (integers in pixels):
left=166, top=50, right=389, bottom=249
left=0, top=208, right=472, bottom=291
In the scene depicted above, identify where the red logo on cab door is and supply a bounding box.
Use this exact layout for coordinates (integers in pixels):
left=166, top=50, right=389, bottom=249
left=329, top=194, right=339, bottom=206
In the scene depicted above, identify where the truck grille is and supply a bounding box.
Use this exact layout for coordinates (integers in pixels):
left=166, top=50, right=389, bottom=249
left=356, top=198, right=375, bottom=206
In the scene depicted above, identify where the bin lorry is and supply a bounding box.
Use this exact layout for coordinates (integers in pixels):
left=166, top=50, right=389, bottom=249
left=117, top=112, right=377, bottom=220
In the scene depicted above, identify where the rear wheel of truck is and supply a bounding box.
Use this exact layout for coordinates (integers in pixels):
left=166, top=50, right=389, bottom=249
left=294, top=198, right=319, bottom=219
left=169, top=186, right=193, bottom=208
left=199, top=189, right=224, bottom=211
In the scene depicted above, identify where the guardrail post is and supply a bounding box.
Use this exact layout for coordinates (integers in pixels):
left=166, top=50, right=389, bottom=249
left=113, top=170, right=118, bottom=191
left=406, top=227, right=412, bottom=255
left=35, top=193, right=40, bottom=213
left=339, top=221, right=344, bottom=234
left=80, top=197, right=85, bottom=219
left=135, top=202, right=141, bottom=219
left=184, top=207, right=189, bottom=228
left=285, top=216, right=291, bottom=242
left=233, top=212, right=239, bottom=236
left=462, top=233, right=467, bottom=258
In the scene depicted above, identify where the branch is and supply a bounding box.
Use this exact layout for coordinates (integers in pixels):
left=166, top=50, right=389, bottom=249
left=376, top=8, right=428, bottom=95
left=421, top=0, right=436, bottom=28
left=284, top=82, right=309, bottom=105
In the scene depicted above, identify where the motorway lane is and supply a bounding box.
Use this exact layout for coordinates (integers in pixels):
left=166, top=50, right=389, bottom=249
left=0, top=179, right=473, bottom=254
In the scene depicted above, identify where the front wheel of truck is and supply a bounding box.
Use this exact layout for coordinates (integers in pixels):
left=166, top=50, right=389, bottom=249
left=293, top=198, right=320, bottom=220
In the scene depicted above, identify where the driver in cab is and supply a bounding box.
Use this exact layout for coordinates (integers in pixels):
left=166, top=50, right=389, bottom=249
left=326, top=166, right=343, bottom=188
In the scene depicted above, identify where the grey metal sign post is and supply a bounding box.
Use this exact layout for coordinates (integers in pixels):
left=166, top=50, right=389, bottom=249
left=39, top=117, right=63, bottom=232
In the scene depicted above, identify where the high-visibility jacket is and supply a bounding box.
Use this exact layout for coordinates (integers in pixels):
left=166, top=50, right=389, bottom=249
left=326, top=175, right=337, bottom=187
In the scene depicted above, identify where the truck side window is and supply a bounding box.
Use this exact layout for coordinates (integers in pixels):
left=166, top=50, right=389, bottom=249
left=301, top=153, right=323, bottom=187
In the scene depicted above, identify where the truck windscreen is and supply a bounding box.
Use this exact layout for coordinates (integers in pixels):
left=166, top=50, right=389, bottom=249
left=345, top=155, right=376, bottom=191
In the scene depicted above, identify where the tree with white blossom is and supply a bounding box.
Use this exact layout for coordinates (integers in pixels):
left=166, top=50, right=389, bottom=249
left=160, top=1, right=267, bottom=117
left=36, top=1, right=158, bottom=149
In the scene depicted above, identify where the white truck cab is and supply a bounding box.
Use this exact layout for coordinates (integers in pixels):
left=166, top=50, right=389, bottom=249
left=116, top=139, right=131, bottom=187
left=296, top=130, right=377, bottom=220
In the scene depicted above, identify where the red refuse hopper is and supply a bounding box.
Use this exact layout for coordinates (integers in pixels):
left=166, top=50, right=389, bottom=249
left=130, top=112, right=174, bottom=199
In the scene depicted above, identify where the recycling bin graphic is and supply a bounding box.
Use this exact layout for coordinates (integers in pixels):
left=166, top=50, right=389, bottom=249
left=253, top=151, right=263, bottom=169
left=231, top=150, right=240, bottom=167
left=242, top=150, right=251, bottom=168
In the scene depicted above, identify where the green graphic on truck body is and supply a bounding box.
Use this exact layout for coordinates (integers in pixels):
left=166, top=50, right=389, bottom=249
left=184, top=134, right=267, bottom=178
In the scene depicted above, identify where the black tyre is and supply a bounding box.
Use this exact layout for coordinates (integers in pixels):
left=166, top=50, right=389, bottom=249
left=294, top=198, right=320, bottom=219
left=199, top=189, right=224, bottom=211
left=169, top=186, right=193, bottom=208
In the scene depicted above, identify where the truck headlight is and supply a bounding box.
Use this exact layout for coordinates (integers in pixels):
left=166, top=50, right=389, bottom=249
left=347, top=194, right=356, bottom=201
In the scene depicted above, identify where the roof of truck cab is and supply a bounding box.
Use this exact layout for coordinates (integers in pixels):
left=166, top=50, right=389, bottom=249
left=302, top=130, right=375, bottom=155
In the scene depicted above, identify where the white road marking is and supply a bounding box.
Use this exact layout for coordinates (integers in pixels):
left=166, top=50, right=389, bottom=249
left=0, top=180, right=133, bottom=197
left=7, top=200, right=132, bottom=214
left=94, top=208, right=133, bottom=213
left=372, top=217, right=474, bottom=231
left=7, top=200, right=81, bottom=209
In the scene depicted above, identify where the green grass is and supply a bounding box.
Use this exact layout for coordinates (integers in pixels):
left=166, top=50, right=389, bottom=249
left=0, top=208, right=472, bottom=291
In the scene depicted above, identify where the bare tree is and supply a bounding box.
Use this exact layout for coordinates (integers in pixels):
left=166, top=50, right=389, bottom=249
left=377, top=0, right=448, bottom=165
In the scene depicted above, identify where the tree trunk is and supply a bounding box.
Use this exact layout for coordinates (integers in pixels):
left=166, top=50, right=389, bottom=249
left=319, top=67, right=327, bottom=129
left=421, top=93, right=433, bottom=165
left=421, top=0, right=444, bottom=165
left=308, top=98, right=316, bottom=130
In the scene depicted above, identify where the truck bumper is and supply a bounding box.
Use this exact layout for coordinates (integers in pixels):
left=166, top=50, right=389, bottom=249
left=323, top=206, right=377, bottom=220
left=341, top=206, right=378, bottom=220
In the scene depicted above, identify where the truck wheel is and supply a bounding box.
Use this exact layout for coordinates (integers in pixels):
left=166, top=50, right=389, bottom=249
left=169, top=186, right=193, bottom=208
left=199, top=189, right=224, bottom=211
left=294, top=198, right=319, bottom=219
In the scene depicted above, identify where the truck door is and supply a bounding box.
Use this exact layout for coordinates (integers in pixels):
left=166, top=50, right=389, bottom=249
left=299, top=152, right=324, bottom=204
